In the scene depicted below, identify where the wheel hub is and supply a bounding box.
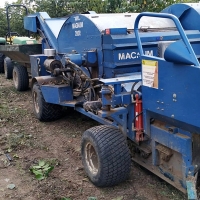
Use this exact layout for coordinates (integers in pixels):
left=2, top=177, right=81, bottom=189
left=85, top=142, right=98, bottom=175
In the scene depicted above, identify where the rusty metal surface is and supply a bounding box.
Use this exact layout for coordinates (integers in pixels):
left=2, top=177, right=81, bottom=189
left=0, top=44, right=42, bottom=66
left=32, top=75, right=67, bottom=86
left=83, top=101, right=102, bottom=114
left=156, top=144, right=173, bottom=162
left=131, top=155, right=186, bottom=194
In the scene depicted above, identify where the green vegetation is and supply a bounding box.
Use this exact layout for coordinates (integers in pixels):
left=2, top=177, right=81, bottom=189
left=30, top=160, right=54, bottom=180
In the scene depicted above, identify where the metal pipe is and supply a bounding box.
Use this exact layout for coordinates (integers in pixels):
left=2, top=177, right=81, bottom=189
left=134, top=12, right=200, bottom=67
left=6, top=4, right=30, bottom=40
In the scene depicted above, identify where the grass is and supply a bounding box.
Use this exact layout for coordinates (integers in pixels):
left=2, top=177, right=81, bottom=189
left=5, top=132, right=36, bottom=152
left=0, top=86, right=29, bottom=121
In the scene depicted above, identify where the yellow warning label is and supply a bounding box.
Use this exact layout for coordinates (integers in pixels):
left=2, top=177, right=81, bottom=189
left=142, top=60, right=158, bottom=89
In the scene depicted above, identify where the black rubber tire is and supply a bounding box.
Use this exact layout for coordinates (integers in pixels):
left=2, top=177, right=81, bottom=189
left=13, top=65, right=29, bottom=91
left=32, top=83, right=63, bottom=121
left=0, top=53, right=5, bottom=73
left=81, top=125, right=131, bottom=187
left=4, top=57, right=13, bottom=79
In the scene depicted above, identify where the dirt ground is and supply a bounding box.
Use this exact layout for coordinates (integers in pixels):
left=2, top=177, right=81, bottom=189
left=0, top=73, right=188, bottom=200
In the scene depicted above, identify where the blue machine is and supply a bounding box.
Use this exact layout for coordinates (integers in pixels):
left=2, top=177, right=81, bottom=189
left=24, top=3, right=200, bottom=199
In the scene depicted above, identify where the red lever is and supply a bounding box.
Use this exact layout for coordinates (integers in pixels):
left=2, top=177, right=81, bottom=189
left=134, top=94, right=144, bottom=142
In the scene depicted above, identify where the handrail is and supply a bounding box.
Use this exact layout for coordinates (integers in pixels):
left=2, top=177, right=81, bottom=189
left=134, top=12, right=199, bottom=67
left=6, top=4, right=30, bottom=41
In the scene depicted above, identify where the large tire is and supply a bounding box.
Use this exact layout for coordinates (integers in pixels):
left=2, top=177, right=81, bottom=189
left=4, top=57, right=13, bottom=79
left=0, top=53, right=5, bottom=73
left=32, top=83, right=63, bottom=121
left=13, top=65, right=29, bottom=91
left=81, top=125, right=131, bottom=187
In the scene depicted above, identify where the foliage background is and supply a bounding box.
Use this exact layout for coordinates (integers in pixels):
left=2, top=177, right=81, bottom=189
left=0, top=0, right=198, bottom=37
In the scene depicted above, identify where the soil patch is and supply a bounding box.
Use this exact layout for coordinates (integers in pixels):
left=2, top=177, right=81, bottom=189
left=0, top=74, right=187, bottom=200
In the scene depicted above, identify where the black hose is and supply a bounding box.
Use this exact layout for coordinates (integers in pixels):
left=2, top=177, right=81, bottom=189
left=66, top=60, right=96, bottom=99
left=37, top=28, right=50, bottom=48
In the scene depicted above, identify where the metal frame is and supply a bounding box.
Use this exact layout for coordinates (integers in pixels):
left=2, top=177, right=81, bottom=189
left=6, top=4, right=30, bottom=40
left=134, top=12, right=200, bottom=199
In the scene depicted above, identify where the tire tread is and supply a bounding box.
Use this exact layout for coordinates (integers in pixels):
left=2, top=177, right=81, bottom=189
left=33, top=83, right=62, bottom=121
left=0, top=53, right=5, bottom=73
left=82, top=125, right=131, bottom=187
left=13, top=65, right=29, bottom=91
left=4, top=57, right=13, bottom=79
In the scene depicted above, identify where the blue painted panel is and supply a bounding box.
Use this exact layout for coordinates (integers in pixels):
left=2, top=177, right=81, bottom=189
left=151, top=124, right=194, bottom=179
left=103, top=65, right=141, bottom=78
left=107, top=28, right=127, bottom=35
left=41, top=85, right=73, bottom=104
left=164, top=40, right=198, bottom=65
left=102, top=30, right=200, bottom=78
left=57, top=15, right=102, bottom=54
left=114, top=46, right=154, bottom=63
left=57, top=14, right=103, bottom=76
left=142, top=57, right=200, bottom=129
left=86, top=51, right=97, bottom=65
left=30, top=55, right=50, bottom=77
left=24, top=15, right=37, bottom=32
left=151, top=124, right=191, bottom=156
left=25, top=12, right=62, bottom=51
left=162, top=3, right=200, bottom=31
left=62, top=54, right=82, bottom=66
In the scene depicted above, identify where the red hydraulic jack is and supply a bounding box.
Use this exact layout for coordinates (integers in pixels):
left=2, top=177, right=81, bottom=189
left=134, top=94, right=144, bottom=142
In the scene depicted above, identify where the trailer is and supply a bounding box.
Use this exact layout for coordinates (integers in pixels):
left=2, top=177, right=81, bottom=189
left=0, top=40, right=42, bottom=90
left=0, top=4, right=42, bottom=91
left=23, top=3, right=200, bottom=199
left=0, top=37, right=6, bottom=73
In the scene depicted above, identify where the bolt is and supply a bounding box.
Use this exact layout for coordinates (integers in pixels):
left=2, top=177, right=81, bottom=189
left=157, top=101, right=160, bottom=103
left=171, top=114, right=174, bottom=118
left=173, top=93, right=176, bottom=98
left=161, top=109, right=164, bottom=111
left=161, top=102, right=164, bottom=104
left=157, top=107, right=160, bottom=110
